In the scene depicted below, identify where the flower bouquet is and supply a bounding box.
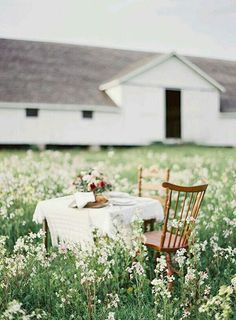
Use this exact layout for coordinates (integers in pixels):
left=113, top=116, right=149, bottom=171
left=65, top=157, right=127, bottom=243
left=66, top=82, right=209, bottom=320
left=73, top=169, right=112, bottom=207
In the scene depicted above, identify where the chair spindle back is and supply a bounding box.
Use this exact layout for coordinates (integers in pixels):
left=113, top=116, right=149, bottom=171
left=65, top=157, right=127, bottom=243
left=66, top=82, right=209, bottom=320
left=138, top=165, right=170, bottom=204
left=160, top=182, right=208, bottom=250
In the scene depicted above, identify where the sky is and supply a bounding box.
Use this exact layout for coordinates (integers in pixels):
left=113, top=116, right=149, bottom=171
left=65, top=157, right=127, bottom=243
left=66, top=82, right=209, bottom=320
left=0, top=0, right=236, bottom=60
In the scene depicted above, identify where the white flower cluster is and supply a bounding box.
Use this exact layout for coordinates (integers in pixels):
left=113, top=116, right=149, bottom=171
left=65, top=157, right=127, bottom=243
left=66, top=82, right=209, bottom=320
left=174, top=248, right=187, bottom=268
left=199, top=274, right=236, bottom=319
left=0, top=231, right=47, bottom=288
left=0, top=300, right=47, bottom=320
left=127, top=261, right=145, bottom=280
left=106, top=293, right=120, bottom=309
left=151, top=256, right=172, bottom=301
left=105, top=312, right=116, bottom=320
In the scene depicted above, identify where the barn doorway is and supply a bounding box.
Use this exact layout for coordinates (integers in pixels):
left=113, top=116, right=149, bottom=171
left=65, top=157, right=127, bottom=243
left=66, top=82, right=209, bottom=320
left=165, top=89, right=181, bottom=139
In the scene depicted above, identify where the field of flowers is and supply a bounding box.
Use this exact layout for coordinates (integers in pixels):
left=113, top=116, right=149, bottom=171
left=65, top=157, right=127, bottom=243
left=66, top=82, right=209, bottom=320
left=0, top=145, right=235, bottom=320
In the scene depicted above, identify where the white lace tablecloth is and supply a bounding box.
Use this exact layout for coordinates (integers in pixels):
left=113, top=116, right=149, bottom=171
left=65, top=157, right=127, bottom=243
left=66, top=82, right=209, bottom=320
left=33, top=195, right=164, bottom=247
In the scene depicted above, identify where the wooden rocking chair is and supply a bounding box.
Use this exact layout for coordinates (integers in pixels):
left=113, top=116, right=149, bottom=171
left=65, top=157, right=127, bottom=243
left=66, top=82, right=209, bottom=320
left=144, top=182, right=208, bottom=288
left=138, top=165, right=170, bottom=232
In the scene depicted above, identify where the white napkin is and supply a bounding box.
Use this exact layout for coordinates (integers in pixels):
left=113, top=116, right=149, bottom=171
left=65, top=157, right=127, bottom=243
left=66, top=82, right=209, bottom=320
left=69, top=192, right=95, bottom=209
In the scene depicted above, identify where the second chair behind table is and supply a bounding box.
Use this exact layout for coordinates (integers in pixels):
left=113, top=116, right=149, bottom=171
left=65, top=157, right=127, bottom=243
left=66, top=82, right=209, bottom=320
left=137, top=165, right=170, bottom=232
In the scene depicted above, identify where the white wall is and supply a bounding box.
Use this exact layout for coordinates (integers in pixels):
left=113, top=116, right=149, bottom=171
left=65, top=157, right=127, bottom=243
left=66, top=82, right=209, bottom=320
left=0, top=107, right=128, bottom=145
left=0, top=102, right=161, bottom=146
left=120, top=85, right=165, bottom=143
left=182, top=89, right=219, bottom=142
left=127, top=56, right=214, bottom=90
left=182, top=90, right=236, bottom=146
left=216, top=114, right=236, bottom=146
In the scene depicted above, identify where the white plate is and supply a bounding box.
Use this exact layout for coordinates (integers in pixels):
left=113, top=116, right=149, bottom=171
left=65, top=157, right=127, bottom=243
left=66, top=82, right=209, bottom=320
left=68, top=200, right=109, bottom=209
left=105, top=191, right=130, bottom=198
left=111, top=198, right=136, bottom=206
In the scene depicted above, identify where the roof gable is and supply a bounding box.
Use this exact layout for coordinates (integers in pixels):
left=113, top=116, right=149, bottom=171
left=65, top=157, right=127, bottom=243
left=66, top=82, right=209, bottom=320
left=99, top=52, right=225, bottom=92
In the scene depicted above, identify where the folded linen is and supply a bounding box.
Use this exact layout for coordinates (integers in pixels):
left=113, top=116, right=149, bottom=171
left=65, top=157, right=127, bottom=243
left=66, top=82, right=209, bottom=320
left=69, top=192, right=95, bottom=209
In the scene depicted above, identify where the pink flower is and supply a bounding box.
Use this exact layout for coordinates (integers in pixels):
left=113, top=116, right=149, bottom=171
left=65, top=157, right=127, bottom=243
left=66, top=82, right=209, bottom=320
left=59, top=244, right=67, bottom=254
left=98, top=180, right=106, bottom=188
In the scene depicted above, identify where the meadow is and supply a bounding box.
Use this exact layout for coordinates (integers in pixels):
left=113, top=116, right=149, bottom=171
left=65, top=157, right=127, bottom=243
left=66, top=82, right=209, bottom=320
left=0, top=145, right=235, bottom=320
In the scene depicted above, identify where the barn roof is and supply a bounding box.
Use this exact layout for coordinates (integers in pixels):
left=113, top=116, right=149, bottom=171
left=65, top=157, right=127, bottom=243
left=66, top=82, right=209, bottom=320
left=0, top=38, right=235, bottom=112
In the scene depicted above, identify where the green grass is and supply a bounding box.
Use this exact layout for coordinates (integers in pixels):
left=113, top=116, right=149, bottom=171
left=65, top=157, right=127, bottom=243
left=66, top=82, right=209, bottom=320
left=0, top=145, right=235, bottom=320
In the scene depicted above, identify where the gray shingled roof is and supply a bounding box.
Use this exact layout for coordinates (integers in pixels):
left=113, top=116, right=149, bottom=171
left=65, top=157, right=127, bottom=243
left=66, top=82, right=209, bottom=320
left=0, top=38, right=235, bottom=112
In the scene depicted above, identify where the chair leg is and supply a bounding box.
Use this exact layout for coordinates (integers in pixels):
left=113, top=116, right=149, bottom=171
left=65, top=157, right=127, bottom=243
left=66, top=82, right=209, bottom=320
left=166, top=253, right=175, bottom=290
left=154, top=250, right=160, bottom=262
left=43, top=218, right=48, bottom=251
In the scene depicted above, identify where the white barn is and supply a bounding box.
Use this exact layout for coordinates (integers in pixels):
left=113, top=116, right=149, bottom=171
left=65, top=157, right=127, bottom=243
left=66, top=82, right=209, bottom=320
left=0, top=38, right=236, bottom=147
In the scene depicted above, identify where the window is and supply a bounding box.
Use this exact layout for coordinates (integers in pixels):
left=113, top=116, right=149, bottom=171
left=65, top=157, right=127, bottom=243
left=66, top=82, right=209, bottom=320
left=82, top=110, right=93, bottom=119
left=26, top=108, right=39, bottom=117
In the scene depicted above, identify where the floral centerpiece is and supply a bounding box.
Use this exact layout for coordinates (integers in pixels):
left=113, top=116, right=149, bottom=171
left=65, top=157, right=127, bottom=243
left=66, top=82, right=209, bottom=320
left=73, top=169, right=112, bottom=202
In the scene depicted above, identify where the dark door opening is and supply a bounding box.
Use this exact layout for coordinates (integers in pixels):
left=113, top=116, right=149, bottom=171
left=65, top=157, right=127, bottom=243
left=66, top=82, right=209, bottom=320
left=165, top=89, right=181, bottom=138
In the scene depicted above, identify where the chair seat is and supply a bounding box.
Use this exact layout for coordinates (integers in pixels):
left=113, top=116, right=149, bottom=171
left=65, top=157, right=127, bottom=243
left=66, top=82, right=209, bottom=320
left=144, top=230, right=188, bottom=252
